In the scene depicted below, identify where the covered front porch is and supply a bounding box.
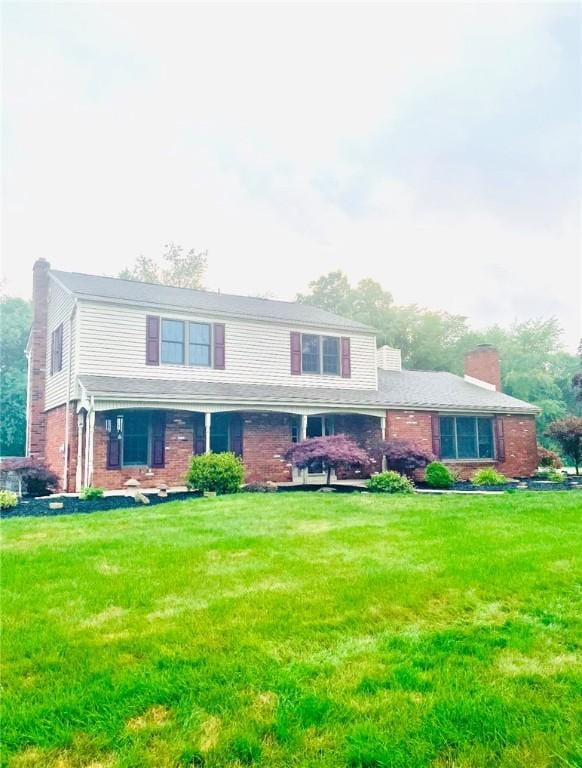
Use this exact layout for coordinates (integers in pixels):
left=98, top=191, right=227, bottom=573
left=74, top=400, right=387, bottom=491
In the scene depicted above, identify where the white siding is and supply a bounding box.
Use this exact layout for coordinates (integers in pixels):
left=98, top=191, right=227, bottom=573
left=45, top=277, right=76, bottom=410
left=77, top=301, right=378, bottom=390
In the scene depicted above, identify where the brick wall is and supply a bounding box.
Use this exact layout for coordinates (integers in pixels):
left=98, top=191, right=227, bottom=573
left=91, top=411, right=195, bottom=489
left=385, top=409, right=538, bottom=480
left=241, top=412, right=293, bottom=482
left=28, top=259, right=50, bottom=458
left=43, top=404, right=79, bottom=492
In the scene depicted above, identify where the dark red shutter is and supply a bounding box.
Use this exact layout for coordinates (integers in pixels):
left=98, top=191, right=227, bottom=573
left=193, top=414, right=206, bottom=455
left=290, top=332, right=301, bottom=375
left=151, top=412, right=165, bottom=468
left=341, top=337, right=351, bottom=378
left=230, top=414, right=243, bottom=457
left=494, top=417, right=505, bottom=462
left=146, top=315, right=160, bottom=365
left=107, top=434, right=121, bottom=469
left=431, top=414, right=441, bottom=458
left=213, top=323, right=225, bottom=369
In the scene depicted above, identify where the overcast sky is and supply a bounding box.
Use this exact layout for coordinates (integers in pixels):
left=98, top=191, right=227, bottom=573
left=2, top=2, right=581, bottom=349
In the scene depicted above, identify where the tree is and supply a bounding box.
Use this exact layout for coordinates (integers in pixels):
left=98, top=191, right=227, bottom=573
left=572, top=339, right=582, bottom=402
left=283, top=434, right=370, bottom=485
left=119, top=242, right=207, bottom=289
left=546, top=417, right=582, bottom=475
left=0, top=297, right=32, bottom=456
left=377, top=438, right=434, bottom=478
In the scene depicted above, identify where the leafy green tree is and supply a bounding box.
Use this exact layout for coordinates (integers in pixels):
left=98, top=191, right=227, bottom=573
left=119, top=242, right=207, bottom=289
left=0, top=297, right=32, bottom=456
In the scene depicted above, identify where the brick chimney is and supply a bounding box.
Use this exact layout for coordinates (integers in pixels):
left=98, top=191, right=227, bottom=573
left=27, top=258, right=51, bottom=458
left=464, top=344, right=501, bottom=391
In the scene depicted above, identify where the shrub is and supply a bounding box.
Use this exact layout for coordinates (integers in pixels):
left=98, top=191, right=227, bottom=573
left=472, top=468, right=509, bottom=486
left=535, top=469, right=564, bottom=483
left=546, top=417, right=582, bottom=475
left=537, top=446, right=562, bottom=469
left=377, top=439, right=434, bottom=477
left=366, top=471, right=414, bottom=494
left=242, top=480, right=277, bottom=493
left=0, top=490, right=18, bottom=510
left=80, top=486, right=104, bottom=500
left=284, top=434, right=370, bottom=485
left=0, top=457, right=59, bottom=497
left=425, top=461, right=455, bottom=489
left=186, top=452, right=244, bottom=494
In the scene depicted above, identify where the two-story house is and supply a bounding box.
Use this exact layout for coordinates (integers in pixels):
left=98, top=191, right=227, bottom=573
left=26, top=259, right=539, bottom=491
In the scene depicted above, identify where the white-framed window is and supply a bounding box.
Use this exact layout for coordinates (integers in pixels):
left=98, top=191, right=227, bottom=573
left=440, top=416, right=495, bottom=460
left=161, top=319, right=212, bottom=366
left=301, top=334, right=340, bottom=375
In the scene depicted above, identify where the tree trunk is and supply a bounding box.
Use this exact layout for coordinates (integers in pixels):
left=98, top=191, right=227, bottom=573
left=327, top=465, right=332, bottom=485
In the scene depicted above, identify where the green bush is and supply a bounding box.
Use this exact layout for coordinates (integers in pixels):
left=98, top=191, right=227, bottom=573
left=472, top=468, right=509, bottom=486
left=0, top=489, right=18, bottom=510
left=535, top=469, right=564, bottom=483
left=425, top=461, right=455, bottom=489
left=80, top=486, right=104, bottom=500
left=186, top=452, right=245, bottom=494
left=366, top=471, right=414, bottom=494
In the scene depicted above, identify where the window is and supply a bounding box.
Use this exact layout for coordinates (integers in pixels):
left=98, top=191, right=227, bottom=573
left=50, top=323, right=63, bottom=374
left=322, top=336, right=340, bottom=375
left=290, top=417, right=300, bottom=443
left=300, top=334, right=340, bottom=375
left=161, top=319, right=185, bottom=364
left=122, top=412, right=150, bottom=465
left=301, top=335, right=320, bottom=373
left=188, top=322, right=211, bottom=366
left=440, top=416, right=494, bottom=460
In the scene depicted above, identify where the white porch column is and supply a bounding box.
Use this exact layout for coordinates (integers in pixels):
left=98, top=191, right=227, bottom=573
left=87, top=408, right=95, bottom=486
left=380, top=414, right=387, bottom=471
left=299, top=414, right=308, bottom=482
left=75, top=413, right=85, bottom=492
left=204, top=412, right=211, bottom=453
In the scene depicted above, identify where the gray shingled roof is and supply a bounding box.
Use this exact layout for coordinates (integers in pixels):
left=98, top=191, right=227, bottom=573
left=51, top=270, right=372, bottom=332
left=78, top=370, right=538, bottom=414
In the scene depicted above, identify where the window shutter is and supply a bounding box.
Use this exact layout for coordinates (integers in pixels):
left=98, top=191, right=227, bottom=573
left=193, top=414, right=206, bottom=455
left=431, top=414, right=441, bottom=458
left=146, top=316, right=160, bottom=366
left=151, top=412, right=165, bottom=468
left=213, top=323, right=225, bottom=369
left=494, top=417, right=506, bottom=462
left=230, top=414, right=243, bottom=457
left=290, top=332, right=301, bottom=375
left=107, top=434, right=121, bottom=469
left=341, top=337, right=351, bottom=378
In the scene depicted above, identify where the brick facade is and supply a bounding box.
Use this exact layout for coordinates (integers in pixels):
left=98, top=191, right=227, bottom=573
left=240, top=412, right=293, bottom=482
left=386, top=409, right=538, bottom=480
left=44, top=404, right=79, bottom=492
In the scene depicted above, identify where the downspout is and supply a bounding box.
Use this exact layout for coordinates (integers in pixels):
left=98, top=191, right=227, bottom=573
left=88, top=395, right=95, bottom=486
left=62, top=300, right=77, bottom=491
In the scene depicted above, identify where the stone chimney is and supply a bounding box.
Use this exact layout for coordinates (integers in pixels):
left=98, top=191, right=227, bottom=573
left=377, top=345, right=402, bottom=372
left=464, top=344, right=501, bottom=391
left=27, top=258, right=51, bottom=458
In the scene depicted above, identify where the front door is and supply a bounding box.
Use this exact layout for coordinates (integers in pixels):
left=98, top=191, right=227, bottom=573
left=306, top=416, right=333, bottom=474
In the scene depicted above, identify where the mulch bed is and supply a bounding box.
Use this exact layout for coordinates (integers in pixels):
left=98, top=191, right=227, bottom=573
left=1, top=491, right=201, bottom=519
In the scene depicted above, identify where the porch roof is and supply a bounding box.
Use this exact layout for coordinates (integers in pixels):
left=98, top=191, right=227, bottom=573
left=78, top=372, right=539, bottom=415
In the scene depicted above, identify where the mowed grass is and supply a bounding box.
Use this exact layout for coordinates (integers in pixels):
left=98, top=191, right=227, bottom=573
left=1, top=493, right=581, bottom=768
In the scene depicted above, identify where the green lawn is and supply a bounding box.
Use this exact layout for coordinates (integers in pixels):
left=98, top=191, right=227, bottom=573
left=1, top=492, right=581, bottom=768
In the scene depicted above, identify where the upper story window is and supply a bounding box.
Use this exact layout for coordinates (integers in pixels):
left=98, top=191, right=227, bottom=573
left=160, top=319, right=211, bottom=366
left=301, top=334, right=340, bottom=375
left=161, top=320, right=185, bottom=364
left=50, top=323, right=63, bottom=375
left=440, top=416, right=494, bottom=460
